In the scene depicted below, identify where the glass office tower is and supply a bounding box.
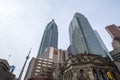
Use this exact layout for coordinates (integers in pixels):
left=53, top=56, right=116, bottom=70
left=69, top=13, right=107, bottom=57
left=94, top=30, right=113, bottom=60
left=37, top=20, right=58, bottom=57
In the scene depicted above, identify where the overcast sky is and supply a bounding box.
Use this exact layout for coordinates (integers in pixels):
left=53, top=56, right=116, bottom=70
left=0, top=0, right=120, bottom=78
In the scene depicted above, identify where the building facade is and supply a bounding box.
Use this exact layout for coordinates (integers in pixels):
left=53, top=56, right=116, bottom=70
left=38, top=47, right=67, bottom=62
left=37, top=20, right=58, bottom=57
left=112, top=40, right=120, bottom=49
left=24, top=57, right=54, bottom=80
left=105, top=24, right=120, bottom=72
left=62, top=54, right=120, bottom=80
left=94, top=30, right=113, bottom=60
left=110, top=47, right=120, bottom=72
left=69, top=13, right=107, bottom=57
left=105, top=24, right=120, bottom=52
left=0, top=58, right=15, bottom=80
left=67, top=45, right=73, bottom=58
left=105, top=24, right=120, bottom=40
left=110, top=48, right=120, bottom=62
left=106, top=24, right=120, bottom=49
left=24, top=47, right=67, bottom=80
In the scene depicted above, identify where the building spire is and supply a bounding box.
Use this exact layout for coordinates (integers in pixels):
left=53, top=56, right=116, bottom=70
left=18, top=48, right=32, bottom=80
left=52, top=19, right=54, bottom=22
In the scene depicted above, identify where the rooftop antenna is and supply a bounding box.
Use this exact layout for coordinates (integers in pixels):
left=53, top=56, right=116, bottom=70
left=18, top=48, right=32, bottom=80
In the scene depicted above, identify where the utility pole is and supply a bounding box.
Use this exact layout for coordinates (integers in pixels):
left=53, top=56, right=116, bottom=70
left=18, top=48, right=32, bottom=80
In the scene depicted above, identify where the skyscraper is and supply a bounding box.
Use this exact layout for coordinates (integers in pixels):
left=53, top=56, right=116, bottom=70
left=106, top=24, right=120, bottom=49
left=69, top=13, right=107, bottom=57
left=106, top=24, right=120, bottom=40
left=94, top=30, right=113, bottom=60
left=106, top=24, right=120, bottom=72
left=37, top=20, right=58, bottom=57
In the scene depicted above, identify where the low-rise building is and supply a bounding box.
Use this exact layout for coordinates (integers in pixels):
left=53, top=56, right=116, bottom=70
left=24, top=47, right=67, bottom=80
left=62, top=53, right=120, bottom=80
left=0, top=58, right=15, bottom=80
left=110, top=47, right=120, bottom=72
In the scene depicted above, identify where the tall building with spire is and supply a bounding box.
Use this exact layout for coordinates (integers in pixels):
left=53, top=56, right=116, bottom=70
left=37, top=20, right=58, bottom=57
left=69, top=13, right=108, bottom=57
